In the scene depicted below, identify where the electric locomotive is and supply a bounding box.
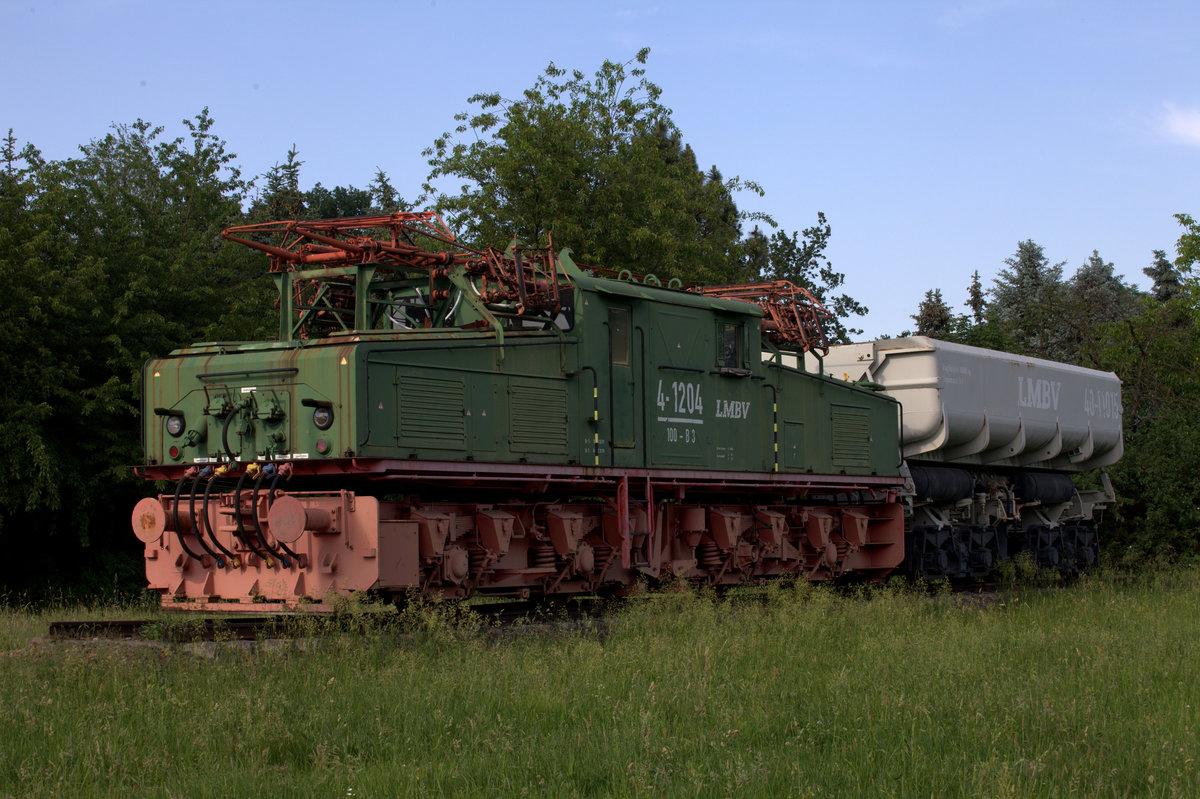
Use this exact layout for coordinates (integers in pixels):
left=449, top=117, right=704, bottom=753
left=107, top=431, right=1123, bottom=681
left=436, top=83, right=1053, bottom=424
left=131, top=213, right=907, bottom=608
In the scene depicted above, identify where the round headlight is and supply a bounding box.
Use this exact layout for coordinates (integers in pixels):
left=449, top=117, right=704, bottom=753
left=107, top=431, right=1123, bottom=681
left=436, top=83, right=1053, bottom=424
left=313, top=406, right=334, bottom=430
left=166, top=414, right=186, bottom=437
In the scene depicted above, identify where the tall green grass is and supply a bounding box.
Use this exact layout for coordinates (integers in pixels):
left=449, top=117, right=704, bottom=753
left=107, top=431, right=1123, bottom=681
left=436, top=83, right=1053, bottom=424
left=1, top=570, right=1197, bottom=798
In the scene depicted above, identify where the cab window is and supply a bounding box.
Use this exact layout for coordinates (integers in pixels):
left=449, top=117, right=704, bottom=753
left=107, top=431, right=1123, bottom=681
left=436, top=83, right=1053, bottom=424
left=719, top=321, right=741, bottom=368
left=609, top=307, right=630, bottom=365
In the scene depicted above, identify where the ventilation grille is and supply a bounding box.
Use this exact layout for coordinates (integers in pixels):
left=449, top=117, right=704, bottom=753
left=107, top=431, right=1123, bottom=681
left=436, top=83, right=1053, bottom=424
left=511, top=384, right=568, bottom=454
left=398, top=376, right=466, bottom=448
left=832, top=406, right=871, bottom=468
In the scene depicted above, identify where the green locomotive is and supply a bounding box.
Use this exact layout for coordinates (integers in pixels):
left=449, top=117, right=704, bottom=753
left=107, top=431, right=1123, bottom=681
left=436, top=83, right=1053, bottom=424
left=131, top=213, right=906, bottom=608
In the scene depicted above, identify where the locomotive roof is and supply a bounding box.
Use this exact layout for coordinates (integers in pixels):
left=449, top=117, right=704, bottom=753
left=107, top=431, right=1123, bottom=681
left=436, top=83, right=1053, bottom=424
left=571, top=272, right=764, bottom=317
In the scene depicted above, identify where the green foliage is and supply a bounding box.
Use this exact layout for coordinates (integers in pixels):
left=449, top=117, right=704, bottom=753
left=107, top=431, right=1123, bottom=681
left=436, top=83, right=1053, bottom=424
left=423, top=49, right=758, bottom=285
left=0, top=111, right=262, bottom=593
left=422, top=47, right=866, bottom=342
left=1071, top=218, right=1200, bottom=557
left=988, top=239, right=1071, bottom=359
left=1175, top=212, right=1200, bottom=270
left=1091, top=294, right=1200, bottom=557
left=918, top=242, right=1142, bottom=363
left=966, top=269, right=985, bottom=324
left=0, top=114, right=423, bottom=596
left=1144, top=248, right=1184, bottom=302
left=248, top=145, right=305, bottom=220
left=743, top=214, right=867, bottom=341
left=1065, top=250, right=1143, bottom=366
left=248, top=147, right=409, bottom=223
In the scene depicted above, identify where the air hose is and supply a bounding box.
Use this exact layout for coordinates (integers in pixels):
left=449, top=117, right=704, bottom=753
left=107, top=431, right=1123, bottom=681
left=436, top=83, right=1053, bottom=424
left=222, top=406, right=240, bottom=463
left=266, top=466, right=300, bottom=561
left=171, top=475, right=205, bottom=561
left=251, top=466, right=292, bottom=568
left=201, top=469, right=239, bottom=566
left=187, top=467, right=225, bottom=567
left=233, top=469, right=276, bottom=567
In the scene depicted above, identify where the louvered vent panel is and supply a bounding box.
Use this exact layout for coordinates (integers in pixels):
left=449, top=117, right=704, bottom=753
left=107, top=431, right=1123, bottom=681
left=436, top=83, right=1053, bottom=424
left=832, top=406, right=871, bottom=468
left=398, top=376, right=466, bottom=448
left=511, top=384, right=568, bottom=454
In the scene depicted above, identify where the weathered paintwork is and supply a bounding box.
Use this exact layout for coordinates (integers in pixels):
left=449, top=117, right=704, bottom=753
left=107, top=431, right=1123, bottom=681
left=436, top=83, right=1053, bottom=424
left=143, top=275, right=900, bottom=481
left=130, top=217, right=909, bottom=608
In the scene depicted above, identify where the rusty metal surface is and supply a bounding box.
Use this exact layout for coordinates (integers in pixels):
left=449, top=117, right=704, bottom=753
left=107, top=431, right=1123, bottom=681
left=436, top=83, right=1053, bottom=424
left=223, top=215, right=833, bottom=354
left=222, top=213, right=574, bottom=337
left=693, top=281, right=832, bottom=354
left=139, top=457, right=905, bottom=492
left=135, top=483, right=907, bottom=609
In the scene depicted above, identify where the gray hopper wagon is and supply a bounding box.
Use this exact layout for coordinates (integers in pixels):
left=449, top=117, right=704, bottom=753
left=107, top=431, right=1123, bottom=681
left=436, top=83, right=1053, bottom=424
left=808, top=337, right=1123, bottom=578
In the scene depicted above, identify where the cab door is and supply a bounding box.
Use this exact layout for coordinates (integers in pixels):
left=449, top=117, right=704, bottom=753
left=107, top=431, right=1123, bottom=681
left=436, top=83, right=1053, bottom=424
left=607, top=304, right=642, bottom=466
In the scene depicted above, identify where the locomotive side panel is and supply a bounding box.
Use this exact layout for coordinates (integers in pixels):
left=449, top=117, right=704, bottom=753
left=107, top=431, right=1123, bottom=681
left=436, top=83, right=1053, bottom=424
left=358, top=334, right=576, bottom=465
left=643, top=303, right=773, bottom=473
left=580, top=280, right=778, bottom=473
left=768, top=364, right=901, bottom=478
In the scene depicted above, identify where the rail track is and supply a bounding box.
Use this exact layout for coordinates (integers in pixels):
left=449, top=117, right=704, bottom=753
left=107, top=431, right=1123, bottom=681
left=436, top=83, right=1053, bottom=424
left=48, top=616, right=305, bottom=642
left=46, top=582, right=1009, bottom=644
left=46, top=598, right=608, bottom=643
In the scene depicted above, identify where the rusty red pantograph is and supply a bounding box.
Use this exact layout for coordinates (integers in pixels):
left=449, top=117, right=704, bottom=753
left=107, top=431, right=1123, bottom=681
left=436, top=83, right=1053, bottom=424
left=692, top=281, right=832, bottom=354
left=223, top=213, right=832, bottom=352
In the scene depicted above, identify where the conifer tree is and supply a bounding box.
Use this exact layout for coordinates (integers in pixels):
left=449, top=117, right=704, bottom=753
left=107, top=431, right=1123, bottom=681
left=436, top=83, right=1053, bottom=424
left=911, top=288, right=954, bottom=337
left=1144, top=249, right=1183, bottom=301
left=989, top=240, right=1069, bottom=360
left=967, top=270, right=985, bottom=324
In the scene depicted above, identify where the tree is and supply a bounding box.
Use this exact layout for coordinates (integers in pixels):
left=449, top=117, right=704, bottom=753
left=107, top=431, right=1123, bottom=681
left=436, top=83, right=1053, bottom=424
left=904, top=270, right=1010, bottom=349
left=0, top=112, right=256, bottom=596
left=1081, top=216, right=1200, bottom=559
left=743, top=214, right=867, bottom=342
left=967, top=270, right=985, bottom=324
left=1144, top=249, right=1184, bottom=302
left=1063, top=250, right=1142, bottom=365
left=0, top=135, right=65, bottom=543
left=1092, top=294, right=1200, bottom=558
left=248, top=146, right=304, bottom=221
left=305, top=183, right=375, bottom=219
left=988, top=240, right=1069, bottom=360
left=250, top=150, right=409, bottom=222
left=911, top=288, right=955, bottom=338
left=1069, top=251, right=1140, bottom=317
left=1174, top=213, right=1200, bottom=271
left=423, top=49, right=763, bottom=285
left=425, top=49, right=867, bottom=338
left=369, top=168, right=401, bottom=211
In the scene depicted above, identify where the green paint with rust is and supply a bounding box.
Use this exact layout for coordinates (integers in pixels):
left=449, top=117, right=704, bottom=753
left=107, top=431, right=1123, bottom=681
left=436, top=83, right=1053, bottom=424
left=142, top=271, right=899, bottom=477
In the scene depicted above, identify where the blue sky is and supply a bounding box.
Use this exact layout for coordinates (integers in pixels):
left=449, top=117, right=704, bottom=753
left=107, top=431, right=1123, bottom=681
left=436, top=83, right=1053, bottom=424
left=3, top=0, right=1197, bottom=337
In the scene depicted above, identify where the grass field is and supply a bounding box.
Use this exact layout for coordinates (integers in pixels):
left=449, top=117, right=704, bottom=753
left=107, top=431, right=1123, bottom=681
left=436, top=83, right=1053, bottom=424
left=1, top=569, right=1197, bottom=798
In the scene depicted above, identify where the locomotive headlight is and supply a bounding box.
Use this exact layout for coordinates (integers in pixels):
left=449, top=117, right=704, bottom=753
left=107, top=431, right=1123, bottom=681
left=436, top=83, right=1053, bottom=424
left=165, top=414, right=186, bottom=437
left=312, top=406, right=334, bottom=430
